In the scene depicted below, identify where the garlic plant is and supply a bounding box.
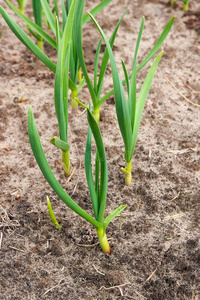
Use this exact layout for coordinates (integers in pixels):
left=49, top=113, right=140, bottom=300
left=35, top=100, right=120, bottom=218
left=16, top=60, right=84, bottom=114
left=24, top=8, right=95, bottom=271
left=89, top=13, right=175, bottom=185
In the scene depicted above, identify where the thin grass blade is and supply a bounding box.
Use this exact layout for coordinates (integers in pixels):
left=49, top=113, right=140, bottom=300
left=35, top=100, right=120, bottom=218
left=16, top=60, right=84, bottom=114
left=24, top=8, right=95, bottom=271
left=77, top=77, right=85, bottom=93
left=76, top=0, right=98, bottom=107
left=87, top=109, right=108, bottom=224
left=85, top=121, right=99, bottom=219
left=47, top=196, right=62, bottom=230
left=55, top=0, right=77, bottom=142
left=70, top=1, right=80, bottom=83
left=26, top=26, right=40, bottom=40
left=83, top=0, right=113, bottom=24
left=136, top=17, right=175, bottom=72
left=54, top=46, right=68, bottom=142
left=69, top=33, right=79, bottom=84
left=55, top=15, right=61, bottom=50
left=54, top=19, right=67, bottom=142
left=131, top=51, right=163, bottom=156
left=63, top=54, right=69, bottom=138
left=104, top=205, right=127, bottom=230
left=94, top=38, right=102, bottom=94
left=129, top=16, right=145, bottom=131
left=97, top=8, right=128, bottom=99
left=121, top=60, right=129, bottom=95
left=95, top=150, right=100, bottom=201
left=62, top=0, right=77, bottom=131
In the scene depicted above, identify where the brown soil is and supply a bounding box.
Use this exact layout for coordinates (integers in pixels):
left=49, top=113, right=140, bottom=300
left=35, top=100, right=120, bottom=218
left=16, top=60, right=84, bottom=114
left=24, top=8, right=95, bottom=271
left=0, top=0, right=200, bottom=299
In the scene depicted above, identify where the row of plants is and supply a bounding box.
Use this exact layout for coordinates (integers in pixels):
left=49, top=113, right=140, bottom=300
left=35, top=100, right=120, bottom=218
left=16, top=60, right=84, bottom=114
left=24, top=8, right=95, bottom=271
left=1, top=0, right=174, bottom=254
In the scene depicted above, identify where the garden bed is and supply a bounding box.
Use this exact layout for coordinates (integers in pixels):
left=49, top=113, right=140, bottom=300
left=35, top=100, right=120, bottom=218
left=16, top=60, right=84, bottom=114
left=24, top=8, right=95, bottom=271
left=0, top=0, right=199, bottom=299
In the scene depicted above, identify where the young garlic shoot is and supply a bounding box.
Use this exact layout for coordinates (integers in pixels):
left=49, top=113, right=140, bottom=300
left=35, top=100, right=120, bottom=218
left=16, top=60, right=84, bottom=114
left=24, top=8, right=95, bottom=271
left=49, top=4, right=76, bottom=176
left=66, top=0, right=83, bottom=110
left=75, top=0, right=128, bottom=122
left=28, top=105, right=126, bottom=254
left=89, top=14, right=166, bottom=185
left=171, top=0, right=189, bottom=11
left=179, top=0, right=189, bottom=11
left=47, top=197, right=62, bottom=230
left=43, top=0, right=78, bottom=177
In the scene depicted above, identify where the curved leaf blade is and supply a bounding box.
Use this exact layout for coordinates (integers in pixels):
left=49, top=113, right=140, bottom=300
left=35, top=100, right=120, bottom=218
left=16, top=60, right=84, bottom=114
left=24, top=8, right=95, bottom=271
left=0, top=6, right=56, bottom=72
left=129, top=16, right=145, bottom=131
left=4, top=0, right=56, bottom=49
left=131, top=51, right=164, bottom=156
left=76, top=0, right=98, bottom=107
left=87, top=109, right=108, bottom=224
left=47, top=196, right=62, bottom=230
left=85, top=122, right=99, bottom=219
left=28, top=107, right=101, bottom=229
left=121, top=60, right=129, bottom=95
left=97, top=8, right=128, bottom=99
left=50, top=136, right=70, bottom=151
left=94, top=38, right=102, bottom=94
left=55, top=0, right=77, bottom=142
left=40, top=0, right=58, bottom=37
left=98, top=16, right=175, bottom=107
left=137, top=17, right=175, bottom=72
left=83, top=0, right=113, bottom=24
left=104, top=205, right=127, bottom=230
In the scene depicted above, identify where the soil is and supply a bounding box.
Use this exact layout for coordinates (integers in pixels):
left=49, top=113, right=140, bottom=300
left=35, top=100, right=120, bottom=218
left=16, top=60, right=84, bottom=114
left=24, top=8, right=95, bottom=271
left=0, top=0, right=200, bottom=299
